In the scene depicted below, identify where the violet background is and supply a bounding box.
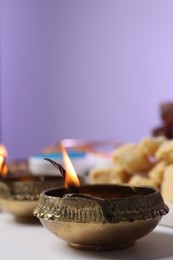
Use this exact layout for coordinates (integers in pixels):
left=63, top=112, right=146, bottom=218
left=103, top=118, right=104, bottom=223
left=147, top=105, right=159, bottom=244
left=0, top=0, right=173, bottom=160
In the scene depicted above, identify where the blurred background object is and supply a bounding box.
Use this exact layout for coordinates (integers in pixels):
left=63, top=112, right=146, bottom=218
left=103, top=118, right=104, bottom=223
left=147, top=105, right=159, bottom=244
left=28, top=139, right=120, bottom=182
left=152, top=102, right=173, bottom=139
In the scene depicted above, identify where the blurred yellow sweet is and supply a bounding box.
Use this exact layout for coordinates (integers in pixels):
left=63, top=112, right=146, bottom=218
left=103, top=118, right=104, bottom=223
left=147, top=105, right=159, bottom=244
left=90, top=164, right=130, bottom=185
left=161, top=164, right=173, bottom=202
left=89, top=136, right=173, bottom=203
left=112, top=144, right=153, bottom=174
left=128, top=175, right=158, bottom=188
left=155, top=140, right=173, bottom=163
left=138, top=136, right=166, bottom=156
left=148, top=161, right=167, bottom=186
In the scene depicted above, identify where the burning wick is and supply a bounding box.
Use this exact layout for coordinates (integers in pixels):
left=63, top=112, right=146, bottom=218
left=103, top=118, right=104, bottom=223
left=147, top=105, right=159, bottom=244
left=44, top=146, right=80, bottom=193
left=0, top=144, right=8, bottom=177
left=44, top=158, right=80, bottom=193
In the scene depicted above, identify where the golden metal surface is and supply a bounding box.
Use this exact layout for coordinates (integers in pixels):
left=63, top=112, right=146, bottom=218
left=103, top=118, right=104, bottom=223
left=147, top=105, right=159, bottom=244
left=40, top=217, right=161, bottom=251
left=34, top=184, right=169, bottom=250
left=0, top=199, right=38, bottom=220
left=0, top=175, right=63, bottom=220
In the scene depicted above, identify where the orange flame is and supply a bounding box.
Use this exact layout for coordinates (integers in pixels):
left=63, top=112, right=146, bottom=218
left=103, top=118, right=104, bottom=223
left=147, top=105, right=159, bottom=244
left=61, top=145, right=80, bottom=189
left=0, top=144, right=8, bottom=176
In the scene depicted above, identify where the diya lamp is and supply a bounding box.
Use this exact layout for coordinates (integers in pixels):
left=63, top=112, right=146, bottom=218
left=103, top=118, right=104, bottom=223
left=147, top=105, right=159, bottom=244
left=34, top=145, right=169, bottom=251
left=0, top=144, right=63, bottom=221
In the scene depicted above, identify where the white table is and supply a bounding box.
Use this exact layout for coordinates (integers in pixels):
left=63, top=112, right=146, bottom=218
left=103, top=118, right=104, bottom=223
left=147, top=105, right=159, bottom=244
left=0, top=212, right=173, bottom=260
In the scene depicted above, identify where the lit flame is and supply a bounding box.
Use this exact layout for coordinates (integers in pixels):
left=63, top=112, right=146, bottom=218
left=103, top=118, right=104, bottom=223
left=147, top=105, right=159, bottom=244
left=0, top=144, right=8, bottom=176
left=61, top=145, right=80, bottom=189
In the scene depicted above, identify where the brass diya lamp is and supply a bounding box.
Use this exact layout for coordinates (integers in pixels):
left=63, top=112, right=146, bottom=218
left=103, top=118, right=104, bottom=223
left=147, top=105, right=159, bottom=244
left=34, top=146, right=169, bottom=251
left=0, top=144, right=64, bottom=220
left=0, top=175, right=63, bottom=220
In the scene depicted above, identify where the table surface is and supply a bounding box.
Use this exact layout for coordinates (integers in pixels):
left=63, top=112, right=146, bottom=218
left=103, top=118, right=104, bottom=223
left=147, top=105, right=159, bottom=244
left=1, top=213, right=173, bottom=260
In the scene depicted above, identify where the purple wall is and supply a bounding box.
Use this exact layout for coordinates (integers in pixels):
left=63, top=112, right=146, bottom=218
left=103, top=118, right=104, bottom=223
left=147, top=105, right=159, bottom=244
left=1, top=0, right=173, bottom=159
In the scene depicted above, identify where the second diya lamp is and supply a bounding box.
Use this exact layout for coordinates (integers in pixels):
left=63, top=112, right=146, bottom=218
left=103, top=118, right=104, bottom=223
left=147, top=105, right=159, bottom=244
left=0, top=145, right=64, bottom=221
left=34, top=148, right=169, bottom=251
left=0, top=175, right=64, bottom=221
